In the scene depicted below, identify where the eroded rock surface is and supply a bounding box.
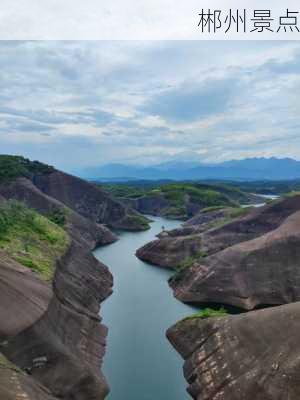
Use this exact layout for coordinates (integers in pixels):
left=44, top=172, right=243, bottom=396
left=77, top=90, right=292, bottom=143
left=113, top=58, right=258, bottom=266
left=0, top=355, right=58, bottom=400
left=171, top=196, right=300, bottom=309
left=137, top=195, right=300, bottom=310
left=136, top=234, right=203, bottom=269
left=0, top=157, right=124, bottom=399
left=167, top=302, right=300, bottom=400
left=33, top=170, right=150, bottom=231
left=1, top=241, right=112, bottom=400
left=0, top=177, right=117, bottom=249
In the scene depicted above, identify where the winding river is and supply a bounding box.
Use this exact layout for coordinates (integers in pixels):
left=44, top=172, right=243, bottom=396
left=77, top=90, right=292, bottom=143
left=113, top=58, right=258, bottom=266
left=94, top=216, right=196, bottom=400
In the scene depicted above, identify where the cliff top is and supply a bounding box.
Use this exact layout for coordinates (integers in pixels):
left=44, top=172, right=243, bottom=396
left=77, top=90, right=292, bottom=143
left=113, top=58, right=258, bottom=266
left=0, top=200, right=69, bottom=280
left=0, top=155, right=54, bottom=183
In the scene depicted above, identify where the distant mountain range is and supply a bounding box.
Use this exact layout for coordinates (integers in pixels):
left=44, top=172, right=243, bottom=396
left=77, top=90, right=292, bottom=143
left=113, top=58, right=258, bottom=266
left=78, top=157, right=300, bottom=181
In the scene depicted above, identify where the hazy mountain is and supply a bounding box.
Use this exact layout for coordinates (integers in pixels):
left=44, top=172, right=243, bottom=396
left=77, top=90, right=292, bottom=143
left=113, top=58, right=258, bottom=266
left=79, top=157, right=300, bottom=181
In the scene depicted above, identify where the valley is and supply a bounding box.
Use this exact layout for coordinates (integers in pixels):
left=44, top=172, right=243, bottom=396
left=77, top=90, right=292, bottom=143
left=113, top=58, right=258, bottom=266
left=1, top=154, right=300, bottom=400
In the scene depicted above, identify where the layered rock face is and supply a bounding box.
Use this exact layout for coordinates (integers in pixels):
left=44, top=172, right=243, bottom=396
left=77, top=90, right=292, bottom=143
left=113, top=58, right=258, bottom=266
left=1, top=242, right=113, bottom=400
left=123, top=194, right=170, bottom=216
left=163, top=195, right=300, bottom=399
left=0, top=177, right=117, bottom=249
left=0, top=192, right=114, bottom=399
left=171, top=196, right=300, bottom=309
left=136, top=234, right=203, bottom=269
left=137, top=195, right=300, bottom=310
left=167, top=302, right=300, bottom=400
left=0, top=156, right=138, bottom=399
left=33, top=170, right=150, bottom=230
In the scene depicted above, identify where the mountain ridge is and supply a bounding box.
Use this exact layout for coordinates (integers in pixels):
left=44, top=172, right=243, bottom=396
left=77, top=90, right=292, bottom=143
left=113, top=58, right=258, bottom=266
left=79, top=157, right=300, bottom=181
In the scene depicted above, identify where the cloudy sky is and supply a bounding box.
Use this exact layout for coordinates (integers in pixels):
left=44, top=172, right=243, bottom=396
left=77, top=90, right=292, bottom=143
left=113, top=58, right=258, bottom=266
left=0, top=40, right=299, bottom=173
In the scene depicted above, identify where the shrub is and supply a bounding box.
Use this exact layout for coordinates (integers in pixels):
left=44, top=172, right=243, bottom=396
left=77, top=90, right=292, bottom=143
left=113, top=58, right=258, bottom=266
left=47, top=208, right=67, bottom=227
left=169, top=251, right=208, bottom=284
left=184, top=307, right=228, bottom=321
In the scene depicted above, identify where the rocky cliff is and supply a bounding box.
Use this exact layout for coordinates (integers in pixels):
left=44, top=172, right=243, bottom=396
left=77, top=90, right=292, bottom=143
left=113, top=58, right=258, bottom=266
left=32, top=170, right=150, bottom=231
left=0, top=155, right=150, bottom=233
left=0, top=190, right=114, bottom=399
left=137, top=195, right=300, bottom=310
left=0, top=155, right=148, bottom=399
left=157, top=194, right=300, bottom=399
left=0, top=238, right=112, bottom=399
left=167, top=302, right=300, bottom=400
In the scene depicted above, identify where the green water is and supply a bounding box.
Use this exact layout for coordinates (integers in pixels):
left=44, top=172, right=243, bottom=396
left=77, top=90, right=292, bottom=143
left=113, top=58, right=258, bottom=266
left=94, top=216, right=196, bottom=400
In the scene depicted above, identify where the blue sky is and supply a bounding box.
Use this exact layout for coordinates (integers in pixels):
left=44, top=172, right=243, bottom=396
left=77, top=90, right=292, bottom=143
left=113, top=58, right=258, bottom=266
left=0, top=41, right=299, bottom=172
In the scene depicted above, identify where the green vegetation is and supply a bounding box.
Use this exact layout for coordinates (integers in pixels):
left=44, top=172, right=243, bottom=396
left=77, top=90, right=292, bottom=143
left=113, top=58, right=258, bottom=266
left=0, top=353, right=23, bottom=374
left=0, top=155, right=54, bottom=183
left=102, top=181, right=244, bottom=220
left=284, top=191, right=300, bottom=198
left=162, top=206, right=187, bottom=219
left=160, top=183, right=235, bottom=209
left=0, top=201, right=69, bottom=280
left=177, top=251, right=208, bottom=271
left=183, top=307, right=228, bottom=321
left=103, top=184, right=146, bottom=199
left=226, top=180, right=299, bottom=196
left=47, top=207, right=68, bottom=227
left=126, top=214, right=151, bottom=230
left=207, top=206, right=252, bottom=230
left=201, top=205, right=227, bottom=213
left=169, top=250, right=208, bottom=284
left=228, top=206, right=251, bottom=219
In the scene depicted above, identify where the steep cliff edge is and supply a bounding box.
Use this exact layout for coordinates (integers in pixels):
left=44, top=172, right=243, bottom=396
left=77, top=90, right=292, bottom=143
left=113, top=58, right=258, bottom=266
left=0, top=155, right=137, bottom=399
left=0, top=155, right=150, bottom=233
left=33, top=170, right=150, bottom=231
left=0, top=199, right=113, bottom=399
left=137, top=195, right=300, bottom=310
left=163, top=195, right=300, bottom=399
left=0, top=176, right=117, bottom=249
left=1, top=241, right=113, bottom=400
left=167, top=302, right=300, bottom=400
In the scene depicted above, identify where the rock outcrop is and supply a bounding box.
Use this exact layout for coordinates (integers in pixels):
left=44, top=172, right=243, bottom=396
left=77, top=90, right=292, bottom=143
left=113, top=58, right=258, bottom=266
left=0, top=177, right=116, bottom=249
left=167, top=302, right=300, bottom=400
left=136, top=234, right=203, bottom=269
left=170, top=195, right=300, bottom=309
left=136, top=191, right=300, bottom=399
left=1, top=241, right=113, bottom=400
left=0, top=198, right=113, bottom=399
left=137, top=195, right=300, bottom=310
left=0, top=155, right=140, bottom=399
left=33, top=170, right=150, bottom=231
left=172, top=208, right=300, bottom=309
left=123, top=194, right=170, bottom=217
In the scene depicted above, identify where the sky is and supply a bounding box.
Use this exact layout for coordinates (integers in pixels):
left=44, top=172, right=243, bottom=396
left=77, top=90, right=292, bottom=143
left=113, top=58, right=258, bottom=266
left=0, top=40, right=300, bottom=173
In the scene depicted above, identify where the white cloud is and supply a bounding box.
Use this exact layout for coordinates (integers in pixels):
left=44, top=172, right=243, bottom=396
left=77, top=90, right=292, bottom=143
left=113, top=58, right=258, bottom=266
left=0, top=40, right=300, bottom=170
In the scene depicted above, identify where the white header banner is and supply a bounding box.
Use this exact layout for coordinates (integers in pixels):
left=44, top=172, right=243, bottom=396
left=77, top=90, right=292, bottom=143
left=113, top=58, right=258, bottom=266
left=0, top=0, right=299, bottom=40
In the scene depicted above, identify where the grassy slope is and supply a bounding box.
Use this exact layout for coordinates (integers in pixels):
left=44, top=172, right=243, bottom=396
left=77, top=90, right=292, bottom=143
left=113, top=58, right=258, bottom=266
left=0, top=155, right=54, bottom=183
left=0, top=201, right=69, bottom=281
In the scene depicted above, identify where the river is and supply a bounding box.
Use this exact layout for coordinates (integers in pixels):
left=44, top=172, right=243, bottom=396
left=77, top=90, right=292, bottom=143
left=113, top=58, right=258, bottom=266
left=94, top=216, right=196, bottom=400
